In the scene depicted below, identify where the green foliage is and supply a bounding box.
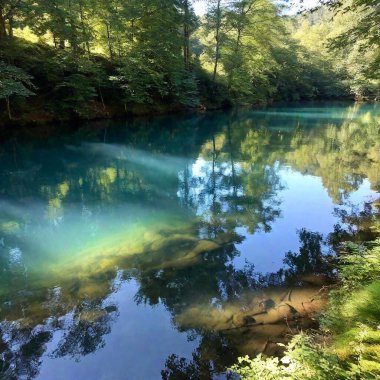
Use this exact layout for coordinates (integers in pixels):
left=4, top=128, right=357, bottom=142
left=322, top=239, right=380, bottom=339
left=200, top=0, right=287, bottom=104
left=0, top=61, right=35, bottom=99
left=326, top=0, right=380, bottom=51
left=0, top=0, right=378, bottom=122
left=316, top=0, right=380, bottom=99
left=54, top=73, right=97, bottom=115
left=198, top=0, right=356, bottom=104
left=230, top=334, right=348, bottom=380
left=0, top=60, right=35, bottom=119
left=339, top=240, right=380, bottom=290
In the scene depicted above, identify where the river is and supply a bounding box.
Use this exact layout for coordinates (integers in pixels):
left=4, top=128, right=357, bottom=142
left=0, top=102, right=379, bottom=379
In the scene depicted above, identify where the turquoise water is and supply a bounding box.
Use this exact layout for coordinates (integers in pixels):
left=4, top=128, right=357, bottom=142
left=0, top=102, right=379, bottom=379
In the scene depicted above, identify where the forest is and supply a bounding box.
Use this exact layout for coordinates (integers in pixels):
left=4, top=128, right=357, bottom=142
left=0, top=0, right=378, bottom=125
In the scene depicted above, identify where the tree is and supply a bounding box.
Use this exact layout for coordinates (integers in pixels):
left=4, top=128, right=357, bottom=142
left=0, top=0, right=28, bottom=40
left=316, top=0, right=380, bottom=50
left=204, top=0, right=225, bottom=82
left=295, top=2, right=379, bottom=99
left=110, top=0, right=199, bottom=107
left=177, top=0, right=198, bottom=69
left=218, top=0, right=283, bottom=103
left=0, top=61, right=35, bottom=119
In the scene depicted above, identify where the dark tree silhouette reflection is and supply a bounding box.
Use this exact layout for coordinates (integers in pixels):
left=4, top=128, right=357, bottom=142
left=52, top=300, right=118, bottom=360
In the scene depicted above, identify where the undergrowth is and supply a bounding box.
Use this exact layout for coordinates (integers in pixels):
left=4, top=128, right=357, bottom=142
left=230, top=229, right=380, bottom=379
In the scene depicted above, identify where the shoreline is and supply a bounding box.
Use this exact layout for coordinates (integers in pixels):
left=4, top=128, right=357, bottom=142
left=0, top=98, right=363, bottom=141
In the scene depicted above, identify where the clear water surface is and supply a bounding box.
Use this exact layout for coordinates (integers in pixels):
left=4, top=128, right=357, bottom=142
left=0, top=102, right=379, bottom=379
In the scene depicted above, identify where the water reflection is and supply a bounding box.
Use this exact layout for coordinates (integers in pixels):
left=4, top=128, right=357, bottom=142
left=0, top=102, right=379, bottom=379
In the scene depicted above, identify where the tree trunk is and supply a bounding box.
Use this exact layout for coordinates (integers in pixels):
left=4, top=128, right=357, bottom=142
left=116, top=34, right=122, bottom=59
left=98, top=86, right=106, bottom=110
left=79, top=2, right=91, bottom=57
left=59, top=38, right=65, bottom=49
left=8, top=16, right=13, bottom=37
left=0, top=8, right=7, bottom=39
left=6, top=97, right=12, bottom=120
left=212, top=0, right=222, bottom=82
left=68, top=0, right=78, bottom=54
left=228, top=27, right=242, bottom=90
left=52, top=0, right=65, bottom=49
left=183, top=0, right=190, bottom=69
left=106, top=22, right=114, bottom=63
left=130, top=19, right=135, bottom=45
left=70, top=26, right=78, bottom=54
left=228, top=2, right=246, bottom=90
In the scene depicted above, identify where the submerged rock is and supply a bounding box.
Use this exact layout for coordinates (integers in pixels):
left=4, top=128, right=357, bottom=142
left=0, top=221, right=20, bottom=234
left=175, top=286, right=327, bottom=331
left=243, top=316, right=257, bottom=326
left=137, top=237, right=221, bottom=270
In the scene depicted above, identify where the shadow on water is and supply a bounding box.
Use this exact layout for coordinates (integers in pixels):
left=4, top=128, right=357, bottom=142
left=0, top=102, right=379, bottom=379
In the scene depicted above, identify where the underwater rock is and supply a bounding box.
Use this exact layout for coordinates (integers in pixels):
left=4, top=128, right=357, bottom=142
left=261, top=298, right=276, bottom=310
left=79, top=309, right=108, bottom=322
left=299, top=273, right=334, bottom=286
left=174, top=287, right=327, bottom=359
left=214, top=231, right=241, bottom=245
left=149, top=234, right=198, bottom=252
left=138, top=238, right=220, bottom=270
left=243, top=316, right=256, bottom=325
left=191, top=240, right=220, bottom=256
left=0, top=221, right=20, bottom=234
left=175, top=287, right=327, bottom=332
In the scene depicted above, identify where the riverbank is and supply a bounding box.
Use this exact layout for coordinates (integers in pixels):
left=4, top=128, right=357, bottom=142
left=232, top=200, right=380, bottom=379
left=0, top=37, right=229, bottom=129
left=1, top=99, right=361, bottom=144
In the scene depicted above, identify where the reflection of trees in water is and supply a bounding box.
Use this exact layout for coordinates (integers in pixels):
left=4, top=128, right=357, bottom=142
left=0, top=113, right=262, bottom=379
left=178, top=115, right=283, bottom=238
left=0, top=284, right=120, bottom=379
left=1, top=105, right=378, bottom=224
left=0, top=104, right=379, bottom=379
left=52, top=300, right=119, bottom=359
left=0, top=228, right=328, bottom=379
left=285, top=115, right=380, bottom=203
left=329, top=201, right=380, bottom=250
left=284, top=229, right=334, bottom=280
left=0, top=326, right=52, bottom=380
left=162, top=332, right=237, bottom=380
